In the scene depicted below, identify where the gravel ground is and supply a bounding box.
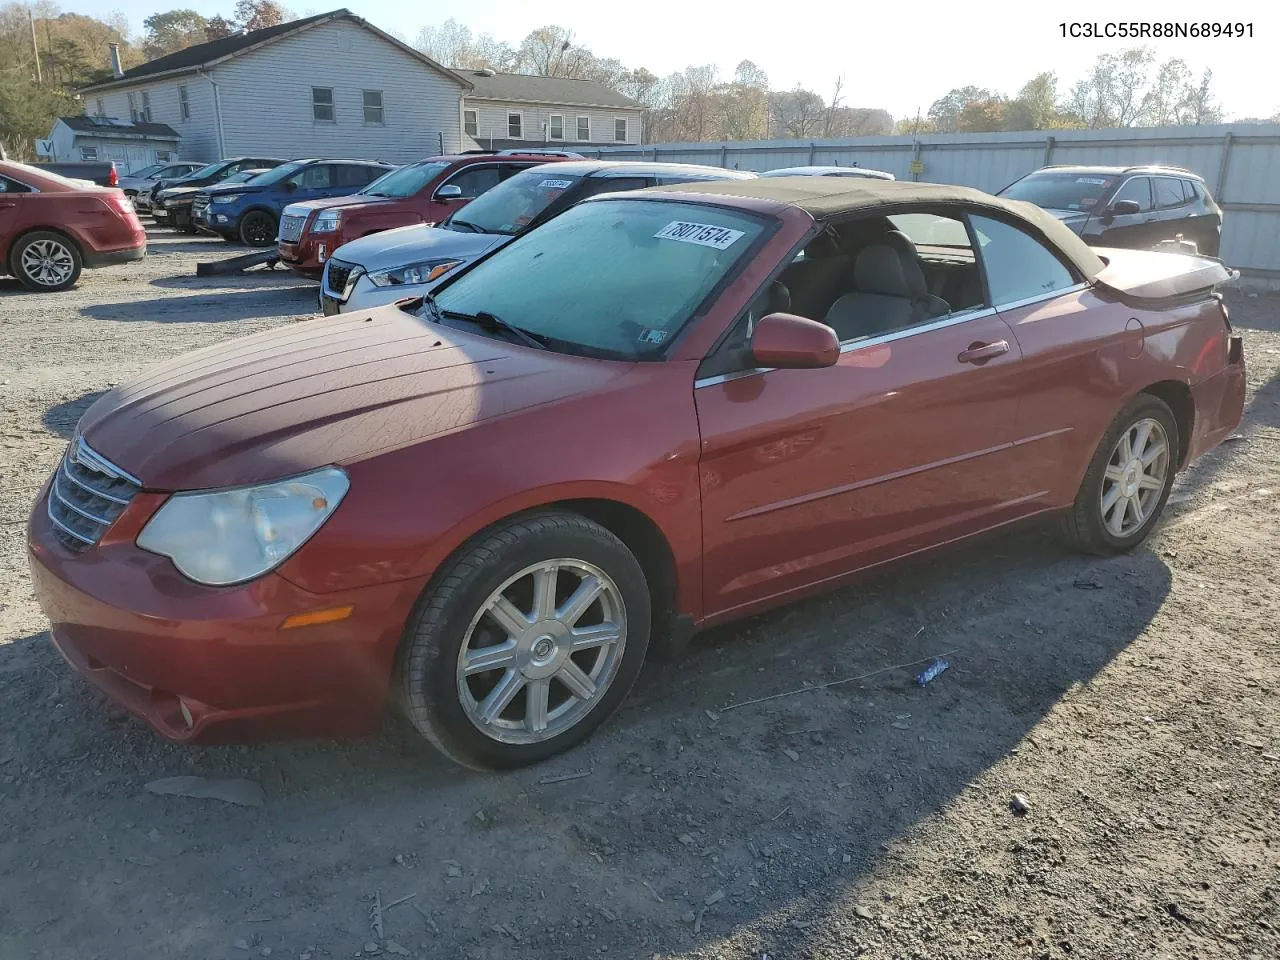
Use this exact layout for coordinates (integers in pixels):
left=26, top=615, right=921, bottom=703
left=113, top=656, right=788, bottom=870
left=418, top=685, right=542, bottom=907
left=1, top=233, right=1277, bottom=960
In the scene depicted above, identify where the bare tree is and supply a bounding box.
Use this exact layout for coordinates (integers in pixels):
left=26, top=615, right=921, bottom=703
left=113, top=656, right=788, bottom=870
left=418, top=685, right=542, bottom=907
left=769, top=87, right=826, bottom=138
left=823, top=75, right=844, bottom=137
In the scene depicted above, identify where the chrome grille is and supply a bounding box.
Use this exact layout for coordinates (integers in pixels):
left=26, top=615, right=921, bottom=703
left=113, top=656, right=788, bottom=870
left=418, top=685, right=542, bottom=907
left=192, top=196, right=210, bottom=216
left=46, top=438, right=141, bottom=552
left=323, top=259, right=358, bottom=301
left=279, top=214, right=305, bottom=243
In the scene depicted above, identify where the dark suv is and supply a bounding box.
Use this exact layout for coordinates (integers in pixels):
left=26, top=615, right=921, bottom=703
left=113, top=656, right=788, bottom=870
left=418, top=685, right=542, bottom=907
left=142, top=157, right=286, bottom=216
left=997, top=165, right=1222, bottom=256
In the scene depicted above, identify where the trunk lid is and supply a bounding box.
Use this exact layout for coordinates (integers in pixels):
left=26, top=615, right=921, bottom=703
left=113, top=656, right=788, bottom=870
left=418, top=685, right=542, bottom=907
left=1092, top=247, right=1237, bottom=303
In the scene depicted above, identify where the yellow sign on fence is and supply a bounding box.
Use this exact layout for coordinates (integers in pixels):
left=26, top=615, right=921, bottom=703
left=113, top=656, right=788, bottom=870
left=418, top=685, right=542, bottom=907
left=910, top=159, right=925, bottom=174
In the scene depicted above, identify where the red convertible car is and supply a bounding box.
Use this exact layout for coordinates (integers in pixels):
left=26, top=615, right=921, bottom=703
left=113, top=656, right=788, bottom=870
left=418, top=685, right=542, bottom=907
left=27, top=178, right=1244, bottom=770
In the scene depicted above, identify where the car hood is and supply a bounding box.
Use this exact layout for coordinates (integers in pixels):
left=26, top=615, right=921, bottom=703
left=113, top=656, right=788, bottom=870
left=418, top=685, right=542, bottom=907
left=77, top=308, right=630, bottom=490
left=299, top=193, right=393, bottom=215
left=157, top=186, right=201, bottom=201
left=334, top=224, right=505, bottom=270
left=1043, top=208, right=1090, bottom=233
left=204, top=183, right=265, bottom=197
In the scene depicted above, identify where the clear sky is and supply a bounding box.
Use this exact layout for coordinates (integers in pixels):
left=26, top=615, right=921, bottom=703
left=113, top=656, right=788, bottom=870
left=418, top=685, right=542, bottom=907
left=69, top=0, right=1278, bottom=121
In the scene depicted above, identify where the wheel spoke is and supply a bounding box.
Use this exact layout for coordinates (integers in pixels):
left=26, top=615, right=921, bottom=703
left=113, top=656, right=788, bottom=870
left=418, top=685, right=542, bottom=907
left=461, top=640, right=517, bottom=676
left=1139, top=474, right=1164, bottom=491
left=558, top=575, right=604, bottom=626
left=1101, top=484, right=1122, bottom=517
left=556, top=660, right=597, bottom=701
left=525, top=678, right=550, bottom=733
left=1132, top=421, right=1153, bottom=461
left=1140, top=441, right=1167, bottom=467
left=531, top=565, right=558, bottom=621
left=570, top=622, right=622, bottom=652
left=1106, top=496, right=1128, bottom=535
left=1130, top=495, right=1146, bottom=526
left=1104, top=465, right=1126, bottom=483
left=486, top=595, right=530, bottom=638
left=1118, top=430, right=1133, bottom=462
left=477, top=668, right=524, bottom=724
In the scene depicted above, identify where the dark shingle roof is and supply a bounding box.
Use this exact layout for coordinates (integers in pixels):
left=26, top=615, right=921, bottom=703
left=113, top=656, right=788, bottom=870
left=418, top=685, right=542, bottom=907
left=463, top=71, right=640, bottom=109
left=59, top=116, right=181, bottom=139
left=78, top=10, right=466, bottom=94
left=86, top=10, right=338, bottom=89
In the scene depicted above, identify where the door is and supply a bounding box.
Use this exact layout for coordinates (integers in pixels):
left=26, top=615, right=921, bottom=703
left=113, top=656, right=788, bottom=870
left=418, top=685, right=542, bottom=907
left=1094, top=176, right=1153, bottom=249
left=971, top=213, right=1133, bottom=507
left=1149, top=176, right=1196, bottom=249
left=426, top=164, right=501, bottom=223
left=287, top=164, right=335, bottom=203
left=0, top=176, right=28, bottom=242
left=693, top=206, right=1038, bottom=624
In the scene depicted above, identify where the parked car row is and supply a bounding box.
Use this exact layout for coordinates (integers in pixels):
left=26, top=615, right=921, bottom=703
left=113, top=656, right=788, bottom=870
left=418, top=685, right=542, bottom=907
left=27, top=168, right=1245, bottom=772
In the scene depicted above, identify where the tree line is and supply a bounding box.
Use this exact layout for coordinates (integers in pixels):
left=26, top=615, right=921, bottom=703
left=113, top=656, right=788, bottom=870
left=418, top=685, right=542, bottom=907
left=0, top=4, right=1265, bottom=161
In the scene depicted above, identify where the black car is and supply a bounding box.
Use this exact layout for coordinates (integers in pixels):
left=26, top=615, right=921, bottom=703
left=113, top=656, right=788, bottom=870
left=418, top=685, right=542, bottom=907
left=143, top=157, right=286, bottom=222
left=997, top=165, right=1222, bottom=257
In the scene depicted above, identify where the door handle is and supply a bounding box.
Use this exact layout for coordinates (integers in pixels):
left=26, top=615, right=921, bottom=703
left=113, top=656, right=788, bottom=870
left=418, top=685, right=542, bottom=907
left=957, top=340, right=1009, bottom=364
left=0, top=201, right=15, bottom=209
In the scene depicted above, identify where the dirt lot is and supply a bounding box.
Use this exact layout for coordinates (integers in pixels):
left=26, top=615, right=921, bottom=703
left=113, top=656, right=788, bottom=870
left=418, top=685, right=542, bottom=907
left=1, top=232, right=1277, bottom=960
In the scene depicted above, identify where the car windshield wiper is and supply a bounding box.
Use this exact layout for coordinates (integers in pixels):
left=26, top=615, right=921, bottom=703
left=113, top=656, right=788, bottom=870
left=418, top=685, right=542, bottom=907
left=447, top=219, right=485, bottom=233
left=419, top=293, right=443, bottom=324
left=442, top=309, right=547, bottom=350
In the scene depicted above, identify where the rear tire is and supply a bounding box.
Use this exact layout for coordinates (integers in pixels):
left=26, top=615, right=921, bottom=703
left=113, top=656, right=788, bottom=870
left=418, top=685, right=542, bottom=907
left=239, top=210, right=277, bottom=247
left=11, top=231, right=83, bottom=292
left=395, top=510, right=651, bottom=771
left=1059, top=394, right=1178, bottom=555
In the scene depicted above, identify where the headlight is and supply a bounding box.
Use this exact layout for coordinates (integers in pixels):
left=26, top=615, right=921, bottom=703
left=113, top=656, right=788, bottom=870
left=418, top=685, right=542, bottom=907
left=212, top=193, right=242, bottom=204
left=368, top=259, right=463, bottom=287
left=137, top=466, right=349, bottom=586
left=312, top=212, right=341, bottom=233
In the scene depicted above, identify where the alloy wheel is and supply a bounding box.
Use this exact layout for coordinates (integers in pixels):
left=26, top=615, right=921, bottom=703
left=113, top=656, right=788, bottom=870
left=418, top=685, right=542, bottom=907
left=20, top=239, right=75, bottom=288
left=455, top=559, right=627, bottom=745
left=1099, top=417, right=1170, bottom=537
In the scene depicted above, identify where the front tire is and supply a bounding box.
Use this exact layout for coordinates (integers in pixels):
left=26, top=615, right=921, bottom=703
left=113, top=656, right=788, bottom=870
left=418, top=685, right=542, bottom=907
left=1060, top=394, right=1178, bottom=554
left=11, top=231, right=83, bottom=292
left=396, top=511, right=651, bottom=771
left=239, top=210, right=277, bottom=247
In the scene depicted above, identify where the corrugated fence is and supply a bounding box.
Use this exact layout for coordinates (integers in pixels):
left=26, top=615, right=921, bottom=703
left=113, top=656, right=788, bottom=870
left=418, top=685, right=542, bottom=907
left=587, top=123, right=1280, bottom=284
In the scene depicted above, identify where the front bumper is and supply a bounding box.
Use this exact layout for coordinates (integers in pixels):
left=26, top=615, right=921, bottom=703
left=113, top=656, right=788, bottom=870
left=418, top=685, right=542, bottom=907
left=279, top=235, right=334, bottom=279
left=154, top=205, right=193, bottom=228
left=322, top=271, right=430, bottom=316
left=27, top=484, right=424, bottom=744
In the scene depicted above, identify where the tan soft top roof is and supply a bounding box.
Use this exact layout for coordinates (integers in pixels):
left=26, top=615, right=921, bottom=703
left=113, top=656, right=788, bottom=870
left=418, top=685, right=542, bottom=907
left=644, top=176, right=1106, bottom=280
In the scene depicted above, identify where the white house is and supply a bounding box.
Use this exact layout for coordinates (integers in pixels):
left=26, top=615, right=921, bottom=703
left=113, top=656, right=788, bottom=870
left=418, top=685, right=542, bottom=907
left=41, top=116, right=182, bottom=170
left=459, top=70, right=644, bottom=150
left=77, top=9, right=471, bottom=164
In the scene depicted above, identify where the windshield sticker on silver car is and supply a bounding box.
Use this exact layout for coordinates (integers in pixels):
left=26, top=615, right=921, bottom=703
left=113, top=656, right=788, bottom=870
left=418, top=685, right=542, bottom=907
left=539, top=179, right=574, bottom=189
left=654, top=221, right=745, bottom=250
left=1076, top=177, right=1110, bottom=185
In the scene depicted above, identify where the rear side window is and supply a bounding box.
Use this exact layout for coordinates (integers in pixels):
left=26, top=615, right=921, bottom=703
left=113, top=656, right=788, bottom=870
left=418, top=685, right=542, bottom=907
left=971, top=215, right=1076, bottom=306
left=336, top=164, right=378, bottom=187
left=1183, top=179, right=1203, bottom=201
left=0, top=176, right=33, bottom=194
left=1111, top=177, right=1153, bottom=212
left=1154, top=177, right=1187, bottom=209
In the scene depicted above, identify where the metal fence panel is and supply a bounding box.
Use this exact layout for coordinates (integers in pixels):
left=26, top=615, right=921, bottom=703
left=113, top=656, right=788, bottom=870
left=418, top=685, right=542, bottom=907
left=589, top=124, right=1280, bottom=282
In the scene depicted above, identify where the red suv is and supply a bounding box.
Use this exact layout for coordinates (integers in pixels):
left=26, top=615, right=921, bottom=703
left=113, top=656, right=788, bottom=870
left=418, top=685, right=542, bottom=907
left=277, top=152, right=577, bottom=279
left=1, top=161, right=146, bottom=292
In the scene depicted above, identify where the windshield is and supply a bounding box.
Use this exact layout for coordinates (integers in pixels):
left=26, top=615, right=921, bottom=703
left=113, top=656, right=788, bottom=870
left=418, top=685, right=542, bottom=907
left=225, top=171, right=262, bottom=185
left=432, top=198, right=767, bottom=359
left=128, top=163, right=163, bottom=178
left=243, top=161, right=305, bottom=186
left=1001, top=172, right=1119, bottom=212
left=361, top=161, right=450, bottom=198
left=444, top=169, right=583, bottom=235
left=184, top=162, right=224, bottom=180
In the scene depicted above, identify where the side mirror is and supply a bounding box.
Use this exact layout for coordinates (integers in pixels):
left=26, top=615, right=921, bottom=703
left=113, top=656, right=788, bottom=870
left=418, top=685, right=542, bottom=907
left=283, top=180, right=298, bottom=191
left=1108, top=199, right=1141, bottom=216
left=435, top=184, right=464, bottom=200
left=750, top=313, right=840, bottom=369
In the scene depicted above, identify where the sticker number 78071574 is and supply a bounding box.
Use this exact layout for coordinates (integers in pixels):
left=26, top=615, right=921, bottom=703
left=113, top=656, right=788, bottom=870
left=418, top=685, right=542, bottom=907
left=654, top=221, right=745, bottom=250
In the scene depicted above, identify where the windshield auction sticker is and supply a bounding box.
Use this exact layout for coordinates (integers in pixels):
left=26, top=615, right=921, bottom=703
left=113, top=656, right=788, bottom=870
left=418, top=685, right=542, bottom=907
left=654, top=221, right=745, bottom=250
left=539, top=179, right=574, bottom=189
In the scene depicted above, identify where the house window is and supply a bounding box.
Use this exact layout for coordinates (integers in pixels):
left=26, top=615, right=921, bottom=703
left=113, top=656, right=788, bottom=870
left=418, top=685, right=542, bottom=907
left=507, top=112, right=522, bottom=138
left=127, top=92, right=137, bottom=121
left=363, top=90, right=384, bottom=125
left=312, top=87, right=335, bottom=122
left=615, top=118, right=627, bottom=142
left=179, top=85, right=190, bottom=120
left=155, top=150, right=171, bottom=162
left=576, top=116, right=590, bottom=141
left=464, top=109, right=477, bottom=137
left=140, top=91, right=151, bottom=122
left=80, top=146, right=99, bottom=161
left=549, top=114, right=564, bottom=140
left=95, top=98, right=105, bottom=116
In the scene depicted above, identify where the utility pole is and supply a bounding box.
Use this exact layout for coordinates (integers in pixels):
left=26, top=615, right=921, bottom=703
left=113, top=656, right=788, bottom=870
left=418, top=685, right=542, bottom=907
left=29, top=6, right=42, bottom=83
